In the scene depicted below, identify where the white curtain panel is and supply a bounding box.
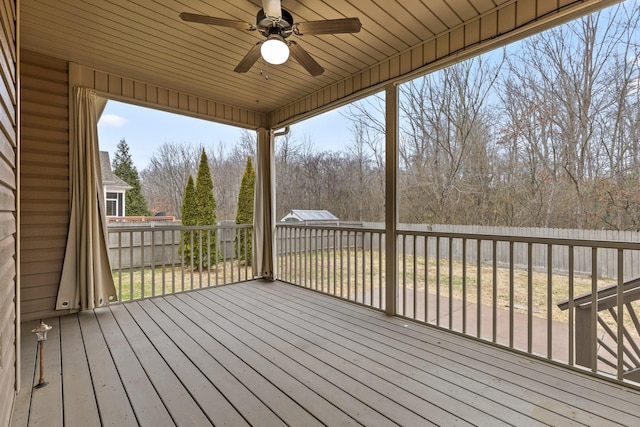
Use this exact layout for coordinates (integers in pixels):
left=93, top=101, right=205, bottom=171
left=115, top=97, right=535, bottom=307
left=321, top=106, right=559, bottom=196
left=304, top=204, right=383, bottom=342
left=56, top=87, right=117, bottom=311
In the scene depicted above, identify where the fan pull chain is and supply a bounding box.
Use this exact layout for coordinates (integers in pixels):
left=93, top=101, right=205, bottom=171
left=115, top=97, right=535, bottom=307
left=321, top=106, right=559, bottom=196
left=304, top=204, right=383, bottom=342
left=259, top=60, right=270, bottom=80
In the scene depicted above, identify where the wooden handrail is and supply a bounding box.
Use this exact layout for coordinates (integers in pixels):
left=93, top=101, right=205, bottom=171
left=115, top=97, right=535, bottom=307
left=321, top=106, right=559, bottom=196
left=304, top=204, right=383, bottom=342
left=557, top=277, right=640, bottom=311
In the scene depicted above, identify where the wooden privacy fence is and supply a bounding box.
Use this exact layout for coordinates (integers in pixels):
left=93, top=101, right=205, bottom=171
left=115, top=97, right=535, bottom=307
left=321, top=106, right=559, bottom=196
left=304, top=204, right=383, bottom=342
left=107, top=223, right=248, bottom=269
left=277, top=222, right=640, bottom=281
left=405, top=224, right=640, bottom=281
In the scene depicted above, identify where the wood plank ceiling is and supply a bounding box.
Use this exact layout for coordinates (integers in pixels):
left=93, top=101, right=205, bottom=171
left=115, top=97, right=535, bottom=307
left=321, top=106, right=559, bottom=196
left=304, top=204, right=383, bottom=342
left=20, top=0, right=616, bottom=128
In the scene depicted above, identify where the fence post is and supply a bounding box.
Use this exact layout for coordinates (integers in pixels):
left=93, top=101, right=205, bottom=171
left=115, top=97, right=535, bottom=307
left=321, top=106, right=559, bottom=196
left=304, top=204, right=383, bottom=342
left=575, top=307, right=594, bottom=369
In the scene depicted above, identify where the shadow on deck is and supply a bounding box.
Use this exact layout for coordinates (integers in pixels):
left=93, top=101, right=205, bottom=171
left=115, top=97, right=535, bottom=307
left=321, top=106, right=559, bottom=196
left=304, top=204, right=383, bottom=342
left=12, top=280, right=640, bottom=426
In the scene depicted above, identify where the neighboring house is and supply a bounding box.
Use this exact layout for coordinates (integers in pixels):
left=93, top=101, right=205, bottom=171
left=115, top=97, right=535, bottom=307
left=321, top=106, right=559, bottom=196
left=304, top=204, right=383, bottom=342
left=281, top=209, right=339, bottom=224
left=100, top=151, right=132, bottom=217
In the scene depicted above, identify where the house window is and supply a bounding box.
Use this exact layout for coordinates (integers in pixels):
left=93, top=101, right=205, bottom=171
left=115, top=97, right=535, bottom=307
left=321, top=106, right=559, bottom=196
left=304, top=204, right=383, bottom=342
left=106, top=192, right=124, bottom=216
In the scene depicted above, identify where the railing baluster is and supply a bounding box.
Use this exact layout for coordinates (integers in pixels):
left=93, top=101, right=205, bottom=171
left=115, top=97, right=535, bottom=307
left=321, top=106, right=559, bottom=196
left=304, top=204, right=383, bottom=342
left=215, top=228, right=219, bottom=286
left=509, top=241, right=514, bottom=348
left=222, top=228, right=227, bottom=285
left=413, top=235, right=417, bottom=320
left=568, top=245, right=574, bottom=366
left=199, top=230, right=203, bottom=287
left=618, top=249, right=624, bottom=380
left=189, top=230, right=194, bottom=290
left=321, top=229, right=325, bottom=292
left=402, top=234, right=407, bottom=317
left=527, top=242, right=532, bottom=354
left=425, top=235, right=429, bottom=323
left=347, top=231, right=351, bottom=300
left=304, top=228, right=308, bottom=288
left=492, top=240, right=497, bottom=343
left=280, top=228, right=288, bottom=282
left=141, top=230, right=145, bottom=298
left=462, top=237, right=467, bottom=334
left=171, top=229, right=176, bottom=293
left=237, top=228, right=241, bottom=282
left=129, top=230, right=134, bottom=301
left=312, top=228, right=316, bottom=290
left=161, top=229, right=166, bottom=296
left=151, top=229, right=156, bottom=296
left=591, top=247, right=598, bottom=371
left=476, top=239, right=481, bottom=339
left=379, top=231, right=383, bottom=310
left=332, top=229, right=337, bottom=296
left=354, top=231, right=359, bottom=301
left=436, top=236, right=441, bottom=326
left=370, top=232, right=374, bottom=306
left=547, top=244, right=552, bottom=359
left=180, top=229, right=185, bottom=292
left=340, top=230, right=344, bottom=297
left=244, top=228, right=249, bottom=280
left=117, top=231, right=122, bottom=301
left=360, top=232, right=367, bottom=304
left=449, top=237, right=453, bottom=330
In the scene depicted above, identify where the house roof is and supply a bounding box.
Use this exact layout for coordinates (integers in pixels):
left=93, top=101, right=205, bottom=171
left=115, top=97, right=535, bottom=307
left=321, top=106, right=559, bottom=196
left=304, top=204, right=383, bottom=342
left=286, top=209, right=339, bottom=221
left=20, top=0, right=613, bottom=130
left=100, top=151, right=132, bottom=190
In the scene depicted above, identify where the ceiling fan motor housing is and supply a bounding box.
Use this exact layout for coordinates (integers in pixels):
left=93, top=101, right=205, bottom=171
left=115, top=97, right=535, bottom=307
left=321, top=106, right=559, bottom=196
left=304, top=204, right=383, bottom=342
left=256, top=8, right=294, bottom=37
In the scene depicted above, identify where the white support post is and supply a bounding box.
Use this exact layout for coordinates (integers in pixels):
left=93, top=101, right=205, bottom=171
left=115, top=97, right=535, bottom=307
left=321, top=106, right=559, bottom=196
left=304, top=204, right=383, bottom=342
left=385, top=83, right=399, bottom=316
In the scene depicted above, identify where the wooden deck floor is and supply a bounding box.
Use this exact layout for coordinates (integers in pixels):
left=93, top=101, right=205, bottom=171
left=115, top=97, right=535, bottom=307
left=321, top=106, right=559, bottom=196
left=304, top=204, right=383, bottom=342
left=11, top=280, right=640, bottom=426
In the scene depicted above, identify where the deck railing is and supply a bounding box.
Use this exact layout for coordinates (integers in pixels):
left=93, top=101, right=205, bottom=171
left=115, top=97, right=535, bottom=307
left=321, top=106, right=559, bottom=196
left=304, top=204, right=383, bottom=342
left=276, top=222, right=640, bottom=384
left=558, top=278, right=640, bottom=381
left=276, top=224, right=386, bottom=311
left=108, top=224, right=253, bottom=302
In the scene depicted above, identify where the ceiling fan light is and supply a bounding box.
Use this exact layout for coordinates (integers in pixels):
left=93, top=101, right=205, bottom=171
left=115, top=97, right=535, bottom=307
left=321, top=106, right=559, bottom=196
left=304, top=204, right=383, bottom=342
left=261, top=35, right=289, bottom=65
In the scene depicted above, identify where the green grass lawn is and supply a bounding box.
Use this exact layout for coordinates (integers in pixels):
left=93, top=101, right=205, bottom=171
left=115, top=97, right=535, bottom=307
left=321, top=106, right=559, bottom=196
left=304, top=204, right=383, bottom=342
left=112, top=260, right=253, bottom=301
left=277, top=249, right=637, bottom=328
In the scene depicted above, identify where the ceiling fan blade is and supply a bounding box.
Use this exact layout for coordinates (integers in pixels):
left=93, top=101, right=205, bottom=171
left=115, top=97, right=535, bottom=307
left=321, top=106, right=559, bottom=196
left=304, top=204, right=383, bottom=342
left=234, top=42, right=263, bottom=73
left=179, top=12, right=255, bottom=31
left=262, top=0, right=282, bottom=19
left=294, top=18, right=362, bottom=35
left=288, top=41, right=324, bottom=76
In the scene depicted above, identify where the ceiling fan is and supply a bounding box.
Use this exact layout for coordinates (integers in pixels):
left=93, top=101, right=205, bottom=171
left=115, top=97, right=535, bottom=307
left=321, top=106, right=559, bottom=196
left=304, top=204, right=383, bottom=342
left=180, top=0, right=361, bottom=76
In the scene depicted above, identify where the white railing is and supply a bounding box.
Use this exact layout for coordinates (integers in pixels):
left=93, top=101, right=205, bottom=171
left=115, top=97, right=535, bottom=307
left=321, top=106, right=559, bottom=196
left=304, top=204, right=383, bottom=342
left=276, top=222, right=640, bottom=385
left=108, top=224, right=253, bottom=302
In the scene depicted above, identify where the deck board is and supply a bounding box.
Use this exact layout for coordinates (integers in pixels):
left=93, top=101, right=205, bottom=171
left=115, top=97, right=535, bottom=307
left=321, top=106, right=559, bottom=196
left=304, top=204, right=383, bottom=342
left=256, top=282, right=637, bottom=425
left=122, top=301, right=249, bottom=427
left=224, top=284, right=559, bottom=426
left=108, top=304, right=212, bottom=427
left=142, top=297, right=293, bottom=427
left=11, top=321, right=38, bottom=427
left=27, top=317, right=62, bottom=427
left=205, top=286, right=480, bottom=426
left=169, top=292, right=427, bottom=426
left=59, top=315, right=101, bottom=427
left=77, top=311, right=138, bottom=426
left=273, top=282, right=640, bottom=424
left=12, top=280, right=640, bottom=427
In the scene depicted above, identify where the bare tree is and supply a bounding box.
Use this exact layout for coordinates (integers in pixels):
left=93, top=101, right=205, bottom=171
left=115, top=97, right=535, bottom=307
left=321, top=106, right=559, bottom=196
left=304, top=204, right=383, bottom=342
left=499, top=3, right=640, bottom=229
left=141, top=142, right=200, bottom=217
left=398, top=54, right=504, bottom=224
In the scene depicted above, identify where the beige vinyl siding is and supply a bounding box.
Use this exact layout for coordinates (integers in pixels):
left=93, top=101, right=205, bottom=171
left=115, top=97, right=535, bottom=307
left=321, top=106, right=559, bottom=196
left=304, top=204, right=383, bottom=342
left=75, top=64, right=268, bottom=130
left=0, top=0, right=16, bottom=425
left=19, top=50, right=68, bottom=321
